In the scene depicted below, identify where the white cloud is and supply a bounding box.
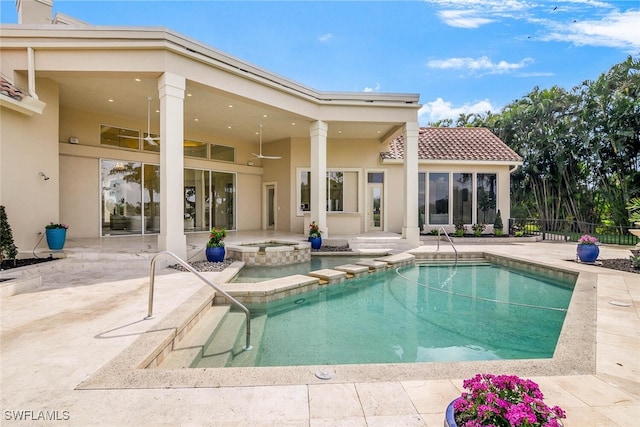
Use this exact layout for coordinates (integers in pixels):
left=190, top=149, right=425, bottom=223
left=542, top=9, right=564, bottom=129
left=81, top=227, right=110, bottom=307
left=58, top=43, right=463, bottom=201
left=438, top=10, right=493, bottom=28
left=427, top=56, right=534, bottom=75
left=318, top=33, right=333, bottom=42
left=418, top=98, right=496, bottom=124
left=544, top=10, right=640, bottom=51
left=363, top=83, right=381, bottom=92
left=426, top=0, right=534, bottom=27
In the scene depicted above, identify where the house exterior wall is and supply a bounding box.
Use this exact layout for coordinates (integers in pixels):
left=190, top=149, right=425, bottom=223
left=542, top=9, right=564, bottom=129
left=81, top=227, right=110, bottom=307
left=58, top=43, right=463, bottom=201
left=1, top=78, right=59, bottom=252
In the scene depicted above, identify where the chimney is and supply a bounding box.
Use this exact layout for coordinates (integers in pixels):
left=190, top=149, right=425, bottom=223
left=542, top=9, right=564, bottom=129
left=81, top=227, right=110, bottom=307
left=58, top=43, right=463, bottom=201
left=16, top=0, right=54, bottom=25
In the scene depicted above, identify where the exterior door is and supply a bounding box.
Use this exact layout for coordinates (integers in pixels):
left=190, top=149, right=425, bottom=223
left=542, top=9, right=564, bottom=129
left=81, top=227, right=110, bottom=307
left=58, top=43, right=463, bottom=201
left=367, top=182, right=383, bottom=231
left=264, top=183, right=276, bottom=230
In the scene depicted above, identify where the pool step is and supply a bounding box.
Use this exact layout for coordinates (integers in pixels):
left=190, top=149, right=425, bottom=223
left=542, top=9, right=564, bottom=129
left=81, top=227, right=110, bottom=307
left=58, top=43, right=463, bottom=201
left=196, top=311, right=247, bottom=368
left=160, top=305, right=231, bottom=369
left=228, top=315, right=267, bottom=367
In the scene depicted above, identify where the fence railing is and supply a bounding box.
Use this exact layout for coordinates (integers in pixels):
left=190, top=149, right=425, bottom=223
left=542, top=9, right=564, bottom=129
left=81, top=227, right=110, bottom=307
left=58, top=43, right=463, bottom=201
left=508, top=218, right=640, bottom=246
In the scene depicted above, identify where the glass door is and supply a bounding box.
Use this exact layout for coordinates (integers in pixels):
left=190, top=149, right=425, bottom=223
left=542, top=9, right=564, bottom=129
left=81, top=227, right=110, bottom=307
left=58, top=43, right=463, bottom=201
left=367, top=172, right=384, bottom=231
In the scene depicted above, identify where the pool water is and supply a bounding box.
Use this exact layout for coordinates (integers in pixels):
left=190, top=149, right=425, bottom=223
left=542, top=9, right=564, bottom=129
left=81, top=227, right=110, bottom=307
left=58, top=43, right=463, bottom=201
left=233, top=256, right=377, bottom=282
left=224, top=262, right=574, bottom=367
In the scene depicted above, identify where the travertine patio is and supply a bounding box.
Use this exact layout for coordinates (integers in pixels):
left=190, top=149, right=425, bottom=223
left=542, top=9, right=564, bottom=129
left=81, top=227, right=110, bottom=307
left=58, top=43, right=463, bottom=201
left=1, top=232, right=638, bottom=426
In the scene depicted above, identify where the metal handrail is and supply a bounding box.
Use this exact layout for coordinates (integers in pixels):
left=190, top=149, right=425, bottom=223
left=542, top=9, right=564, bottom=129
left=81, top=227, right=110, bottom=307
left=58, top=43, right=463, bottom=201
left=436, top=226, right=458, bottom=265
left=145, top=251, right=252, bottom=351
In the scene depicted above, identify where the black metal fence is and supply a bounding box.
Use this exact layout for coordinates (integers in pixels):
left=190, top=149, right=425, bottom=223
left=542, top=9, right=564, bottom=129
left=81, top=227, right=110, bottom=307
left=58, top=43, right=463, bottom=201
left=508, top=218, right=640, bottom=246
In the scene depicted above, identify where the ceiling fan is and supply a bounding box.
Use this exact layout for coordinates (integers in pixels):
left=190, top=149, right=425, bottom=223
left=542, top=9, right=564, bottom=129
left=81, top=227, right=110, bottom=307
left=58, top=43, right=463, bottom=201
left=119, top=97, right=161, bottom=145
left=251, top=124, right=281, bottom=160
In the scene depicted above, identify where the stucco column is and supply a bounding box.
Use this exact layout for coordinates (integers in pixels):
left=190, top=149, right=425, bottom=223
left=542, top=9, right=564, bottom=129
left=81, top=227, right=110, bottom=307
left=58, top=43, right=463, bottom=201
left=158, top=73, right=187, bottom=259
left=402, top=122, right=420, bottom=246
left=310, top=121, right=328, bottom=237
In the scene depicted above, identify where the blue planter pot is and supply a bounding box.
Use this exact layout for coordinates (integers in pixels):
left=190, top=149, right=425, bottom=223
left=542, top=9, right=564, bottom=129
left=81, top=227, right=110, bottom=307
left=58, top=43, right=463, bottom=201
left=577, top=244, right=599, bottom=263
left=309, top=236, right=322, bottom=250
left=45, top=228, right=66, bottom=250
left=206, top=246, right=225, bottom=262
left=444, top=398, right=459, bottom=427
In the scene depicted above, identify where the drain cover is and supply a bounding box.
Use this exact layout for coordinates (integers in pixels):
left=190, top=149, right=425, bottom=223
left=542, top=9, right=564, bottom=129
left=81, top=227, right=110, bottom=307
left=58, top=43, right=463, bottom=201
left=315, top=370, right=332, bottom=380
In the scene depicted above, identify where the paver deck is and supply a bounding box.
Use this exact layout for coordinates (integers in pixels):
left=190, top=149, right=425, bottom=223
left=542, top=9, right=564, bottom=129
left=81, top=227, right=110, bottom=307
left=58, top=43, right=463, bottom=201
left=1, top=231, right=638, bottom=426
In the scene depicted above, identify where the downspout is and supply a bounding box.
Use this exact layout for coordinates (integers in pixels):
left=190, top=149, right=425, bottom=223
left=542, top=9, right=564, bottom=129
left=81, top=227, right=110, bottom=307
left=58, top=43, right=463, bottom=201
left=27, top=47, right=39, bottom=100
left=509, top=164, right=520, bottom=174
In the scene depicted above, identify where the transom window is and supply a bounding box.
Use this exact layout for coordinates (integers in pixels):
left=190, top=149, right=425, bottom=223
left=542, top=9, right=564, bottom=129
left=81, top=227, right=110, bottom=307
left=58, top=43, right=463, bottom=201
left=99, top=125, right=236, bottom=162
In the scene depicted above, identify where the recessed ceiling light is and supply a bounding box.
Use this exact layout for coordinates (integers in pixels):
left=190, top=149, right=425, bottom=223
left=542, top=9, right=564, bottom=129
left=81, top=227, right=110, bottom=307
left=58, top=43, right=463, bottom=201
left=187, top=93, right=192, bottom=97
left=194, top=118, right=199, bottom=122
left=291, top=122, right=296, bottom=126
left=263, top=114, right=268, bottom=118
left=227, top=125, right=232, bottom=129
left=228, top=104, right=233, bottom=108
left=338, top=130, right=342, bottom=134
left=134, top=78, right=141, bottom=82
left=108, top=99, right=114, bottom=103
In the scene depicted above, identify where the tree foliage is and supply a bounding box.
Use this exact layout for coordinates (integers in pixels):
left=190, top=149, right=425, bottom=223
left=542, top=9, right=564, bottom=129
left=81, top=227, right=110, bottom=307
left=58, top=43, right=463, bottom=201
left=432, top=56, right=640, bottom=226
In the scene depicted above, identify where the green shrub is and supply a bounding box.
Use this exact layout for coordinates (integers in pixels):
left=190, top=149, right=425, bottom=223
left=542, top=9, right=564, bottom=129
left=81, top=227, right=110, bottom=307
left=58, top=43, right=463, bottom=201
left=0, top=206, right=18, bottom=263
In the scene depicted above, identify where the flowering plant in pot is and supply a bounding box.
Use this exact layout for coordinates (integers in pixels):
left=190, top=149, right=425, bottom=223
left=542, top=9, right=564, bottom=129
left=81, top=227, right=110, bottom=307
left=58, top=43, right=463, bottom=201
left=308, top=221, right=322, bottom=249
left=205, top=227, right=226, bottom=262
left=576, top=234, right=599, bottom=263
left=45, top=222, right=69, bottom=230
left=45, top=222, right=69, bottom=250
left=446, top=373, right=566, bottom=427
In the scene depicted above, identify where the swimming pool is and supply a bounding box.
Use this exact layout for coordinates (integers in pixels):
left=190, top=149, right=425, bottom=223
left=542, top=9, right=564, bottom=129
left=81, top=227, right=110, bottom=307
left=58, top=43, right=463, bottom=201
left=196, top=261, right=574, bottom=367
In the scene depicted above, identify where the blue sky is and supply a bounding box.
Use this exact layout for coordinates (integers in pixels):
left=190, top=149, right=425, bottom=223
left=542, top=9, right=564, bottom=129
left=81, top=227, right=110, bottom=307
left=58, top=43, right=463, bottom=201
left=2, top=0, right=638, bottom=125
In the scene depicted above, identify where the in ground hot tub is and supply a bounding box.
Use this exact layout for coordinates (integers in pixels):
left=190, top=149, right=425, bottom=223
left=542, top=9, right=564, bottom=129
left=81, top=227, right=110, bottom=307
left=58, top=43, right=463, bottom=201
left=225, top=240, right=310, bottom=266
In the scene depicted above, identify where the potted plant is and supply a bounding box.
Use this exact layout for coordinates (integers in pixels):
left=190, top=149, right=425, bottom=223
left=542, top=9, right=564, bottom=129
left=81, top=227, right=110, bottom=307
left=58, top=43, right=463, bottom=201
left=308, top=221, right=322, bottom=250
left=454, top=222, right=465, bottom=237
left=576, top=234, right=599, bottom=263
left=445, top=373, right=566, bottom=427
left=205, top=227, right=226, bottom=262
left=493, top=209, right=504, bottom=236
left=45, top=222, right=69, bottom=250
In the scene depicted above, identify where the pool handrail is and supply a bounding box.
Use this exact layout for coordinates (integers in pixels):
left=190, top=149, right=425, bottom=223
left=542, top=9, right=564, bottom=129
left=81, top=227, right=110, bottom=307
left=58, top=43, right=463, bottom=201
left=145, top=251, right=252, bottom=351
left=436, top=226, right=458, bottom=265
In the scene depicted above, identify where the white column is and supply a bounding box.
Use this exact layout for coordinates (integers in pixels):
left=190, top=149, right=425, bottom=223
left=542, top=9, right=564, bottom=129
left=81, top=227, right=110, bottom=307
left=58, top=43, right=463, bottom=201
left=402, top=122, right=420, bottom=246
left=158, top=73, right=187, bottom=259
left=310, top=121, right=328, bottom=237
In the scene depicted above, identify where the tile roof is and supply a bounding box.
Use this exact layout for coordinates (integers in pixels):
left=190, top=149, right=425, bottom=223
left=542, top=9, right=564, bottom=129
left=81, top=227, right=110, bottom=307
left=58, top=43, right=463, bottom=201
left=0, top=76, right=25, bottom=101
left=381, top=127, right=522, bottom=163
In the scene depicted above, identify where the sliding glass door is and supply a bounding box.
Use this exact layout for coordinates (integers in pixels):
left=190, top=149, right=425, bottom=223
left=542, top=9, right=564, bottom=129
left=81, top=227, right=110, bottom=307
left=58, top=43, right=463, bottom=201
left=102, top=160, right=236, bottom=236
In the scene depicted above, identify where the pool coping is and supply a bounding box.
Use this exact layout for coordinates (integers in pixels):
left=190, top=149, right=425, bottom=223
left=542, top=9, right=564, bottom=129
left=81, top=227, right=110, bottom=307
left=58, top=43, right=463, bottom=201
left=76, top=251, right=594, bottom=390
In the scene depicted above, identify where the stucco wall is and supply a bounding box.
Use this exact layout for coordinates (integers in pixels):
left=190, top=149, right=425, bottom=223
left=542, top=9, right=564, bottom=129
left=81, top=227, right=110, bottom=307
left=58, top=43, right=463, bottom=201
left=0, top=78, right=60, bottom=253
left=60, top=155, right=100, bottom=237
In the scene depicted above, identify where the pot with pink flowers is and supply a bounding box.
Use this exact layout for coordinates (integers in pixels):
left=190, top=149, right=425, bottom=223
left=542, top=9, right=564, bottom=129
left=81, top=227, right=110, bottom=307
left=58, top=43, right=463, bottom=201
left=576, top=234, right=599, bottom=263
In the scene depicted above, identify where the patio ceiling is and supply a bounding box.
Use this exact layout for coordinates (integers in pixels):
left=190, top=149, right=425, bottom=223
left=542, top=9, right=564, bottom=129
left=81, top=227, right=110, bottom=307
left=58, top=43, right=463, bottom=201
left=43, top=71, right=405, bottom=146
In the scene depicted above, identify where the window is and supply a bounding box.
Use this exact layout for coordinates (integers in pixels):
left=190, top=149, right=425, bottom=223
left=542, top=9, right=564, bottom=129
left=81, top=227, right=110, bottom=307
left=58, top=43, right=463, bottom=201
left=100, top=125, right=139, bottom=150
left=477, top=174, right=497, bottom=224
left=453, top=173, right=473, bottom=224
left=101, top=160, right=146, bottom=236
left=298, top=169, right=358, bottom=214
left=142, top=134, right=160, bottom=153
left=300, top=171, right=311, bottom=211
left=184, top=139, right=208, bottom=159
left=210, top=144, right=235, bottom=162
left=419, top=172, right=426, bottom=229
left=429, top=173, right=449, bottom=224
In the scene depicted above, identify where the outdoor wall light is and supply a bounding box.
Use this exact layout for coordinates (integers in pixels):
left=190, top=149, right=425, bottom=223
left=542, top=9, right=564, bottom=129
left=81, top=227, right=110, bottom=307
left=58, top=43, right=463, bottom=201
left=39, top=172, right=50, bottom=181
